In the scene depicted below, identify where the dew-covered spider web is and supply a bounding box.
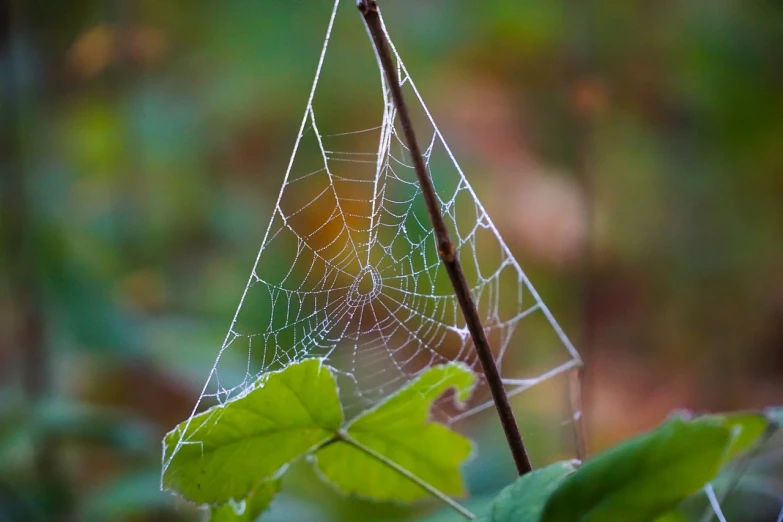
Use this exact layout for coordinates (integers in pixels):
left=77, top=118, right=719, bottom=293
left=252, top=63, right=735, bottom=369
left=161, top=9, right=783, bottom=519
left=168, top=0, right=583, bottom=469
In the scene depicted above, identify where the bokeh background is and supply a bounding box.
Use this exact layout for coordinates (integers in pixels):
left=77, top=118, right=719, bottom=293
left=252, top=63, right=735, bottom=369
left=2, top=0, right=782, bottom=521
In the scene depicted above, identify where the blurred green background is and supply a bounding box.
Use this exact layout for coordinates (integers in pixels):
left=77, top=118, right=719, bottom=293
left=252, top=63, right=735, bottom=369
left=2, top=0, right=782, bottom=521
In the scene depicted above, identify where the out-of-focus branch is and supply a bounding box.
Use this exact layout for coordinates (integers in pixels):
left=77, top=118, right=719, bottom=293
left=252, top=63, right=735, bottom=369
left=564, top=0, right=599, bottom=460
left=2, top=2, right=67, bottom=520
left=3, top=0, right=48, bottom=426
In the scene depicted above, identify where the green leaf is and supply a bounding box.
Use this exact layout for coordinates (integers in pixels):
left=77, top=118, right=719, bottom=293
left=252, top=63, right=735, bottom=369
left=717, top=412, right=768, bottom=461
left=162, top=359, right=342, bottom=505
left=314, top=363, right=476, bottom=502
left=210, top=479, right=281, bottom=522
left=480, top=460, right=578, bottom=522
left=651, top=511, right=690, bottom=522
left=420, top=494, right=497, bottom=522
left=541, top=416, right=733, bottom=522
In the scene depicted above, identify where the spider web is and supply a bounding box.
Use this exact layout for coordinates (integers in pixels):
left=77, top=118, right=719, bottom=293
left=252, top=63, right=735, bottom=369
left=168, top=0, right=582, bottom=469
left=161, top=8, right=783, bottom=519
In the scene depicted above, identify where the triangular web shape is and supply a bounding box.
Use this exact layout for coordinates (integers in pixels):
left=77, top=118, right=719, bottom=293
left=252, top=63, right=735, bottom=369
left=199, top=0, right=581, bottom=423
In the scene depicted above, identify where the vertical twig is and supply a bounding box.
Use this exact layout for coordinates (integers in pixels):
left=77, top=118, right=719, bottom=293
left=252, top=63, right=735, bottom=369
left=4, top=0, right=48, bottom=454
left=3, top=2, right=67, bottom=520
left=564, top=0, right=595, bottom=465
left=358, top=0, right=533, bottom=475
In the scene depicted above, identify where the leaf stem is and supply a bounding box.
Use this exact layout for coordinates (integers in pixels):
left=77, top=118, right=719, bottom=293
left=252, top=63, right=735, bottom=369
left=358, top=0, right=533, bottom=475
left=336, top=431, right=476, bottom=520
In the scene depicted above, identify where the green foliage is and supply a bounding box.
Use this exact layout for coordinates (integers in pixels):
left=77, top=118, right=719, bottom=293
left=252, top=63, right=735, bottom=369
left=651, top=511, right=690, bottom=522
left=314, top=364, right=475, bottom=502
left=416, top=407, right=780, bottom=522
left=210, top=480, right=281, bottom=522
left=478, top=460, right=577, bottom=522
left=162, top=360, right=475, bottom=514
left=717, top=412, right=768, bottom=461
left=162, top=354, right=778, bottom=522
left=162, top=359, right=342, bottom=505
left=541, top=416, right=733, bottom=522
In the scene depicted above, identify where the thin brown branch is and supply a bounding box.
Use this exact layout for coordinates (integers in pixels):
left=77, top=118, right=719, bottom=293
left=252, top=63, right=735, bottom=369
left=358, top=0, right=533, bottom=475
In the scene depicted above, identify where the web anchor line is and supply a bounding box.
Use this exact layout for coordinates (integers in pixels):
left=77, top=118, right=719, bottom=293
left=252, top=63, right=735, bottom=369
left=359, top=0, right=533, bottom=475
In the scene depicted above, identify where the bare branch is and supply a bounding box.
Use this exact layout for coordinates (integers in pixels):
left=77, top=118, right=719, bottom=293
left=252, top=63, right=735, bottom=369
left=358, top=0, right=533, bottom=475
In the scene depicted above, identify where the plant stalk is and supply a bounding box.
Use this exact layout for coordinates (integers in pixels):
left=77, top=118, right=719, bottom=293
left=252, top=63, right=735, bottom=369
left=337, top=431, right=476, bottom=520
left=568, top=367, right=588, bottom=462
left=358, top=0, right=533, bottom=475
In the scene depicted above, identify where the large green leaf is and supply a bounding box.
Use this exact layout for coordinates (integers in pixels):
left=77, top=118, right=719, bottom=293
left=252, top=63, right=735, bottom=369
left=480, top=460, right=578, bottom=522
left=210, top=479, right=281, bottom=522
left=541, top=416, right=733, bottom=522
left=162, top=358, right=342, bottom=505
left=313, top=363, right=476, bottom=502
